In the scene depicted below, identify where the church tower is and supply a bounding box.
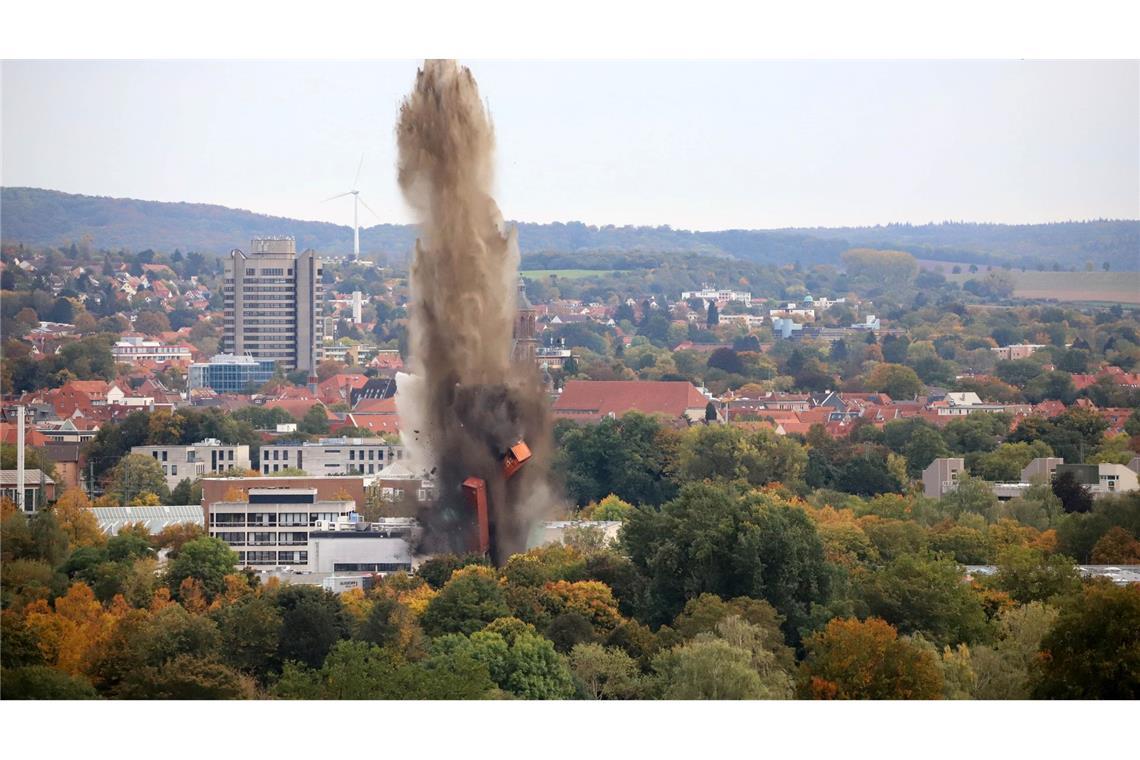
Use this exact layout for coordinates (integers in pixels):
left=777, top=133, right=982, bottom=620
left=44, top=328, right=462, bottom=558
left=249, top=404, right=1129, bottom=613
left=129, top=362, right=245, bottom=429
left=512, top=277, right=538, bottom=364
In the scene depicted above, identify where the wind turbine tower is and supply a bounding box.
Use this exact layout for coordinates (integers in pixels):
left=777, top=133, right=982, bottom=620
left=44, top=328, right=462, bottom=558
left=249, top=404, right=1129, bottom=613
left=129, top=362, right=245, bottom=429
left=325, top=155, right=381, bottom=261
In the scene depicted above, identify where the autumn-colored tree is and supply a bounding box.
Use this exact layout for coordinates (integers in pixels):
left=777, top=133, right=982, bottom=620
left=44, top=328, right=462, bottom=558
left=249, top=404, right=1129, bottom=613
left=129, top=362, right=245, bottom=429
left=152, top=522, right=205, bottom=557
left=1089, top=526, right=1140, bottom=564
left=50, top=488, right=106, bottom=548
left=222, top=486, right=249, bottom=503
left=23, top=582, right=125, bottom=677
left=543, top=580, right=624, bottom=637
left=799, top=617, right=944, bottom=700
left=179, top=577, right=210, bottom=614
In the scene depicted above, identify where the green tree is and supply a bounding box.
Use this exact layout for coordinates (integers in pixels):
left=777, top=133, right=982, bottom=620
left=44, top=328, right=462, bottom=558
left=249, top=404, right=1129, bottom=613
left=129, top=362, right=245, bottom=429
left=622, top=482, right=832, bottom=640
left=972, top=441, right=1054, bottom=482
left=210, top=596, right=283, bottom=679
left=841, top=249, right=918, bottom=289
left=865, top=363, right=922, bottom=399
left=862, top=553, right=990, bottom=646
left=1, top=666, right=99, bottom=699
left=568, top=642, right=643, bottom=699
left=970, top=602, right=1059, bottom=699
left=987, top=546, right=1082, bottom=604
left=1032, top=582, right=1140, bottom=699
left=675, top=425, right=807, bottom=487
left=106, top=453, right=171, bottom=505
left=299, top=404, right=330, bottom=435
left=652, top=638, right=766, bottom=699
left=164, top=537, right=238, bottom=602
left=553, top=413, right=679, bottom=507
left=273, top=585, right=352, bottom=669
left=421, top=565, right=511, bottom=637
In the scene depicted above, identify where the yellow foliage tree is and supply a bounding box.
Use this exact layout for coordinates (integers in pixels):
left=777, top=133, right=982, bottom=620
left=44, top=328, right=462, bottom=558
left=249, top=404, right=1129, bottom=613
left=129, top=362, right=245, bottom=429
left=340, top=587, right=373, bottom=625
left=51, top=488, right=106, bottom=548
left=129, top=492, right=162, bottom=507
left=23, top=582, right=124, bottom=676
left=543, top=580, right=624, bottom=635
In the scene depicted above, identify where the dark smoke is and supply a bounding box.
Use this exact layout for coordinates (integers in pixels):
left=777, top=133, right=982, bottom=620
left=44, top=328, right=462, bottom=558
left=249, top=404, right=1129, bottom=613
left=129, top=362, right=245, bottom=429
left=396, top=59, right=555, bottom=564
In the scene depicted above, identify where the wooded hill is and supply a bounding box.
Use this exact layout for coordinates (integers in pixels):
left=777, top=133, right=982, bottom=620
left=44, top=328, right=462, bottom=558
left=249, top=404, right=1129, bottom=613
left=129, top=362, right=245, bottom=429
left=3, top=187, right=1137, bottom=270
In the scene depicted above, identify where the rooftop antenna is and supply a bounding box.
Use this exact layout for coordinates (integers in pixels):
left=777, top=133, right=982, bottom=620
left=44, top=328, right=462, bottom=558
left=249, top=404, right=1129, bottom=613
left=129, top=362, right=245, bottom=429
left=323, top=154, right=382, bottom=261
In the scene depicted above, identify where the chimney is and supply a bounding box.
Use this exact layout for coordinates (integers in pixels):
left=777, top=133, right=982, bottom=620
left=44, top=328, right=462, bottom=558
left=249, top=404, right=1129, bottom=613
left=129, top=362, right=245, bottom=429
left=16, top=405, right=25, bottom=512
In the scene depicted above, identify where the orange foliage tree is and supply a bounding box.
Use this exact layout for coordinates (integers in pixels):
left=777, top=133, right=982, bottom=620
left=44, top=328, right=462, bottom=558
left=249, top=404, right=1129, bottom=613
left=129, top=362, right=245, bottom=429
left=799, top=617, right=944, bottom=700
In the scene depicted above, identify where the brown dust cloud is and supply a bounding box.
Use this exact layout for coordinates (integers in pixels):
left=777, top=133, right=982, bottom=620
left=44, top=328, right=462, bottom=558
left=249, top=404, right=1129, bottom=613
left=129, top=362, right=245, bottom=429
left=395, top=59, right=557, bottom=564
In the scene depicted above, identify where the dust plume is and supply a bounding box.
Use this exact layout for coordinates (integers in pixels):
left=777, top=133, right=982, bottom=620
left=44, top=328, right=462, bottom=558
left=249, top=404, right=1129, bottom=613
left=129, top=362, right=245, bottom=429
left=396, top=59, right=555, bottom=564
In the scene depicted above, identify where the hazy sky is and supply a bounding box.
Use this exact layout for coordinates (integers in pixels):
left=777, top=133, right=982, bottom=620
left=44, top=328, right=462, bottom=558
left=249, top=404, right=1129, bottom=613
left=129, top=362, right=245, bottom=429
left=2, top=60, right=1137, bottom=230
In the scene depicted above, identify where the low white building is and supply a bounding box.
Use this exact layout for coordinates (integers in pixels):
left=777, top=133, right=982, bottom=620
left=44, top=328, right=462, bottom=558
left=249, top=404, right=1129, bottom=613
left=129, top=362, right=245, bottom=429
left=112, top=336, right=194, bottom=363
left=990, top=344, right=1046, bottom=361
left=681, top=287, right=753, bottom=308
left=717, top=314, right=766, bottom=329
left=529, top=520, right=624, bottom=549
left=259, top=437, right=404, bottom=476
left=132, top=438, right=251, bottom=490
left=308, top=518, right=417, bottom=574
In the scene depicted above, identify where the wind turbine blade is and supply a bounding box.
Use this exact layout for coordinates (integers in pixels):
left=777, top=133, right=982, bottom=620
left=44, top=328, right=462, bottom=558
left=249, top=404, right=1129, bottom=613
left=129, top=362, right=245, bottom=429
left=353, top=154, right=365, bottom=189
left=322, top=191, right=353, bottom=202
left=357, top=196, right=383, bottom=222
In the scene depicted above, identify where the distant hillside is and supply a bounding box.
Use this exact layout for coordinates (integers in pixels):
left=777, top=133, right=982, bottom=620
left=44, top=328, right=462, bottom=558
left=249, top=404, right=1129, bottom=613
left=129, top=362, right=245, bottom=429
left=2, top=187, right=1137, bottom=270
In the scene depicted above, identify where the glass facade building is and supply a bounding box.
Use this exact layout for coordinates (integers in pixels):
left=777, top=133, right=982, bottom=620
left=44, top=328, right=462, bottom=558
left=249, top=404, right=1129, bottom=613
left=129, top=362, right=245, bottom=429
left=188, top=354, right=277, bottom=394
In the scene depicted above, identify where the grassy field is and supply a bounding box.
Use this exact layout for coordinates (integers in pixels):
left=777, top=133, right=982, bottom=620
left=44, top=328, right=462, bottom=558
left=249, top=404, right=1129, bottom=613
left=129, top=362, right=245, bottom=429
left=520, top=269, right=628, bottom=280
left=918, top=260, right=1140, bottom=304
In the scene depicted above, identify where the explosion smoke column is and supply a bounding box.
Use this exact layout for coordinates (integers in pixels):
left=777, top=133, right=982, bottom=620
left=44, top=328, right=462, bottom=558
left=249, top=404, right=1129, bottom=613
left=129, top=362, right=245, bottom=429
left=396, top=59, right=555, bottom=564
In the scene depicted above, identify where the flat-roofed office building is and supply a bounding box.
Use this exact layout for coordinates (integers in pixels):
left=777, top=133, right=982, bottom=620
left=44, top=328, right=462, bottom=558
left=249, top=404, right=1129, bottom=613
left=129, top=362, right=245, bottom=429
left=258, top=437, right=405, bottom=476
left=207, top=488, right=354, bottom=568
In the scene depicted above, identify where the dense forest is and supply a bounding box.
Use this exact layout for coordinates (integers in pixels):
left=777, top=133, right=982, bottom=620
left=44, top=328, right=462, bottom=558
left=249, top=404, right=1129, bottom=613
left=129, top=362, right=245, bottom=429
left=4, top=187, right=1138, bottom=270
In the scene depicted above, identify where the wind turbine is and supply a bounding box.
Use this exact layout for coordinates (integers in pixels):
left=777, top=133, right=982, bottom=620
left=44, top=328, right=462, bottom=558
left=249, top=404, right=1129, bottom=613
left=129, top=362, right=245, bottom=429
left=324, top=155, right=381, bottom=260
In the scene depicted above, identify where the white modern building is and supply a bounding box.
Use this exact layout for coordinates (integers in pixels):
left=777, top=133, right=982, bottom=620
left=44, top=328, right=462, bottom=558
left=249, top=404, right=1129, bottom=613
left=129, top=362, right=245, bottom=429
left=681, top=287, right=753, bottom=307
left=208, top=488, right=355, bottom=567
left=111, top=336, right=193, bottom=363
left=259, top=437, right=404, bottom=476
left=132, top=438, right=251, bottom=490
left=308, top=516, right=417, bottom=573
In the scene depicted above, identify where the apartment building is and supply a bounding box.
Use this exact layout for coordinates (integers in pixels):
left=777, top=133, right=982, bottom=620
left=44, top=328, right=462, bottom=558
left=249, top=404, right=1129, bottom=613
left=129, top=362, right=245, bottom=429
left=222, top=236, right=323, bottom=374
left=132, top=439, right=251, bottom=490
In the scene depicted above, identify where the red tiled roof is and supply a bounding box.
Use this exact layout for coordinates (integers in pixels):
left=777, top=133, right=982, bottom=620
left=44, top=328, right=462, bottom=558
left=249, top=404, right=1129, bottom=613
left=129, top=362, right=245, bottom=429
left=352, top=397, right=398, bottom=414
left=553, top=380, right=709, bottom=422
left=0, top=423, right=48, bottom=446
left=264, top=398, right=325, bottom=420
left=340, top=413, right=401, bottom=435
